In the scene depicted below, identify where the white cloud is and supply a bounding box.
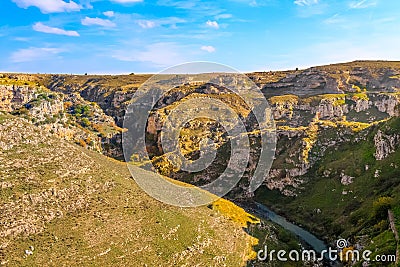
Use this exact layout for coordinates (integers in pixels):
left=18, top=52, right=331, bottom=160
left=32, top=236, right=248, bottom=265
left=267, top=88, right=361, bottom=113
left=33, top=22, right=79, bottom=37
left=349, top=0, right=377, bottom=9
left=205, top=20, right=219, bottom=29
left=12, top=0, right=81, bottom=13
left=112, top=42, right=186, bottom=67
left=136, top=17, right=186, bottom=29
left=323, top=14, right=345, bottom=24
left=81, top=17, right=116, bottom=27
left=14, top=37, right=31, bottom=42
left=229, top=0, right=269, bottom=7
left=324, top=13, right=396, bottom=29
left=294, top=0, right=319, bottom=6
left=136, top=20, right=156, bottom=29
left=214, top=14, right=232, bottom=20
left=201, top=45, right=216, bottom=53
left=111, top=0, right=143, bottom=3
left=103, top=11, right=115, bottom=17
left=156, top=0, right=197, bottom=9
left=10, top=47, right=64, bottom=63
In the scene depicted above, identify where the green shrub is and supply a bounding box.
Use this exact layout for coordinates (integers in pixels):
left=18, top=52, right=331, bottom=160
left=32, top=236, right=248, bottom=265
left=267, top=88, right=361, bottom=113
left=73, top=104, right=92, bottom=117
left=80, top=117, right=91, bottom=127
left=373, top=197, right=394, bottom=221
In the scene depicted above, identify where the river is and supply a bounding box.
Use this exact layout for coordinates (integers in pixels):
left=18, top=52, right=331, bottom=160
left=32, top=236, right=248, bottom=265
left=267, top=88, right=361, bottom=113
left=244, top=201, right=342, bottom=266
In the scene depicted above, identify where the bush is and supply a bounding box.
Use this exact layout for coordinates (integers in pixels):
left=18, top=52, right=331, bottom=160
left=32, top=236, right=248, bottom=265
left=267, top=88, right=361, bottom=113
left=11, top=107, right=29, bottom=116
left=37, top=93, right=50, bottom=101
left=80, top=117, right=91, bottom=127
left=73, top=104, right=92, bottom=117
left=373, top=197, right=394, bottom=221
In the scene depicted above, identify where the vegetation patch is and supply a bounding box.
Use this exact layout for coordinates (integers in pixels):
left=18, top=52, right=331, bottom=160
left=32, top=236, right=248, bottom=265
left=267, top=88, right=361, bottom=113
left=211, top=198, right=260, bottom=227
left=337, top=120, right=371, bottom=132
left=0, top=76, right=39, bottom=87
left=393, top=206, right=400, bottom=237
left=269, top=94, right=299, bottom=105
left=302, top=122, right=319, bottom=163
left=349, top=92, right=369, bottom=101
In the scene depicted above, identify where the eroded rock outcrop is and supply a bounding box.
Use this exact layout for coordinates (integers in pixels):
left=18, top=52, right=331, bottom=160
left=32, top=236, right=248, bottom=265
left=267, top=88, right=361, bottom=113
left=374, top=129, right=400, bottom=160
left=0, top=85, right=36, bottom=111
left=2, top=61, right=400, bottom=198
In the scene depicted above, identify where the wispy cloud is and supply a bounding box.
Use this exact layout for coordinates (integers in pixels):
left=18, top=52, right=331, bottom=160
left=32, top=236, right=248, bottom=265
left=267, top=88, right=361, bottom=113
left=156, top=0, right=223, bottom=17
left=158, top=29, right=232, bottom=41
left=33, top=22, right=79, bottom=36
left=205, top=20, right=219, bottom=29
left=229, top=0, right=270, bottom=7
left=14, top=37, right=31, bottom=42
left=323, top=14, right=346, bottom=24
left=12, top=0, right=81, bottom=13
left=103, top=11, right=115, bottom=17
left=136, top=20, right=156, bottom=29
left=349, top=0, right=377, bottom=9
left=10, top=47, right=64, bottom=63
left=81, top=17, right=116, bottom=27
left=201, top=45, right=216, bottom=53
left=294, top=0, right=327, bottom=17
left=214, top=13, right=233, bottom=20
left=136, top=17, right=186, bottom=29
left=294, top=0, right=319, bottom=6
left=111, top=0, right=143, bottom=3
left=324, top=13, right=395, bottom=29
left=156, top=0, right=197, bottom=9
left=112, top=42, right=187, bottom=67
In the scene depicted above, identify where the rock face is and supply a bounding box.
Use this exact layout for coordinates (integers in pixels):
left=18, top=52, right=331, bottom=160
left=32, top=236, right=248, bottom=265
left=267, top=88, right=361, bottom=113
left=340, top=173, right=354, bottom=185
left=0, top=85, right=36, bottom=112
left=46, top=75, right=139, bottom=127
left=261, top=70, right=340, bottom=96
left=258, top=63, right=400, bottom=97
left=26, top=97, right=64, bottom=121
left=0, top=85, right=14, bottom=111
left=247, top=64, right=400, bottom=195
left=316, top=98, right=348, bottom=119
left=0, top=82, right=121, bottom=155
left=0, top=84, right=63, bottom=116
left=374, top=130, right=400, bottom=160
left=1, top=61, right=400, bottom=197
left=268, top=93, right=399, bottom=124
left=374, top=94, right=399, bottom=116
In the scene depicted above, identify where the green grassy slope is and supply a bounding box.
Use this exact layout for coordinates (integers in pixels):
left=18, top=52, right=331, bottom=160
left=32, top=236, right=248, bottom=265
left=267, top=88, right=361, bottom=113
left=256, top=117, right=400, bottom=266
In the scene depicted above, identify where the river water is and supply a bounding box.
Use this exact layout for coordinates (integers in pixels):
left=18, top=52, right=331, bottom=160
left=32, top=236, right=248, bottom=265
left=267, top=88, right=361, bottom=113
left=253, top=202, right=327, bottom=253
left=245, top=201, right=342, bottom=266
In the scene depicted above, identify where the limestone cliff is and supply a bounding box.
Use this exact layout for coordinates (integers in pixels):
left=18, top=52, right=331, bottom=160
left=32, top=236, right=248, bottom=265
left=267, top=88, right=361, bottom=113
left=374, top=129, right=400, bottom=160
left=1, top=61, right=400, bottom=197
left=0, top=76, right=121, bottom=155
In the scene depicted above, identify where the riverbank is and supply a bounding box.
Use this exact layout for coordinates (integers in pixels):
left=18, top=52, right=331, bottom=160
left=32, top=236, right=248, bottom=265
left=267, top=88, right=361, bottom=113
left=236, top=200, right=342, bottom=267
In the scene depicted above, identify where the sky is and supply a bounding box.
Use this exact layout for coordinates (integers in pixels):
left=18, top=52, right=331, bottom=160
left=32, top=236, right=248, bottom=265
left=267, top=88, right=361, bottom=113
left=0, top=0, right=399, bottom=74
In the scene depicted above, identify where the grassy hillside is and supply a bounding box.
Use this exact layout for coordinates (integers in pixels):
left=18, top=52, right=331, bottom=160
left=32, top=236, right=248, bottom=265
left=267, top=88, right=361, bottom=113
left=2, top=61, right=400, bottom=266
left=0, top=114, right=267, bottom=266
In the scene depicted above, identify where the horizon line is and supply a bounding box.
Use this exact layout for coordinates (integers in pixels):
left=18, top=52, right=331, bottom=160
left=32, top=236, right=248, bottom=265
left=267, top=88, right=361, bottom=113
left=1, top=59, right=399, bottom=76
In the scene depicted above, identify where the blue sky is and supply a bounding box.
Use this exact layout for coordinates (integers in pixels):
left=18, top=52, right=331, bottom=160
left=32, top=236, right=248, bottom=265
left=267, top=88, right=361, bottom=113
left=0, top=0, right=399, bottom=74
